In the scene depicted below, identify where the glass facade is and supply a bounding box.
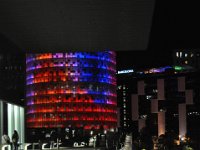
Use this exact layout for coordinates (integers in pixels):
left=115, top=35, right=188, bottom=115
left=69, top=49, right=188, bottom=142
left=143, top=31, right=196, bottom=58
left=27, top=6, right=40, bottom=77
left=26, top=52, right=117, bottom=129
left=0, top=101, right=3, bottom=143
left=0, top=100, right=25, bottom=144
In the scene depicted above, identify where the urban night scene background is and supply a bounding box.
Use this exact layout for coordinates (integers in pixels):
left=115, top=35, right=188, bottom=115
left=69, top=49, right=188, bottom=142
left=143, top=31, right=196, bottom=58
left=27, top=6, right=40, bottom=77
left=1, top=1, right=200, bottom=150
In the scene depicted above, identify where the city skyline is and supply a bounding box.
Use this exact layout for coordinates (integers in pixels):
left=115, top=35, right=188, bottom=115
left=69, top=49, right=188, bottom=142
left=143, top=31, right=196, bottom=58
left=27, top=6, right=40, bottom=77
left=1, top=1, right=200, bottom=149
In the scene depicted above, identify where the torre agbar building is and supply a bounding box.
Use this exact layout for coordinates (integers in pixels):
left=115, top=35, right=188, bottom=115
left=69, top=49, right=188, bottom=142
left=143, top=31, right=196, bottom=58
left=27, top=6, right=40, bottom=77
left=26, top=52, right=117, bottom=130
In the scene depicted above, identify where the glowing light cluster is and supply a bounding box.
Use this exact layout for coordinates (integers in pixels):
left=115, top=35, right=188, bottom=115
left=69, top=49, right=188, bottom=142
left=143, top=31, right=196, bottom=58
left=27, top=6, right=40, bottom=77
left=140, top=65, right=194, bottom=74
left=26, top=52, right=117, bottom=129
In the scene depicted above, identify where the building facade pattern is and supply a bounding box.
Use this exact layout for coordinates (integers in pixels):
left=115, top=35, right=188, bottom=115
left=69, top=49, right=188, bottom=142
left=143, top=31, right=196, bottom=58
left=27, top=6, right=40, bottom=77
left=132, top=74, right=195, bottom=137
left=26, top=52, right=117, bottom=129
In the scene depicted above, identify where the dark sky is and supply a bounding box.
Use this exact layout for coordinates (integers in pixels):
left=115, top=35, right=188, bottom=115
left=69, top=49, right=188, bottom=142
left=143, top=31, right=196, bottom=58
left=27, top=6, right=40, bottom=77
left=0, top=0, right=154, bottom=51
left=1, top=0, right=200, bottom=70
left=116, top=1, right=200, bottom=70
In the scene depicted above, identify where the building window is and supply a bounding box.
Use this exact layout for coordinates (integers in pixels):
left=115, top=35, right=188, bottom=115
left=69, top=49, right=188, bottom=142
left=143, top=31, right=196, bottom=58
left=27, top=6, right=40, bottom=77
left=176, top=52, right=179, bottom=57
left=180, top=52, right=182, bottom=58
left=124, top=109, right=126, bottom=113
left=185, top=53, right=188, bottom=57
left=185, top=60, right=188, bottom=64
left=146, top=95, right=152, bottom=100
left=118, top=86, right=122, bottom=90
left=153, top=89, right=158, bottom=93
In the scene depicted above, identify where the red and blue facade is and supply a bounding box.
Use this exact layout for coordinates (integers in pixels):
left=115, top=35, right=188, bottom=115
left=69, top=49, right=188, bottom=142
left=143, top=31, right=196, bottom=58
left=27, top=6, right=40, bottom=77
left=26, top=52, right=117, bottom=129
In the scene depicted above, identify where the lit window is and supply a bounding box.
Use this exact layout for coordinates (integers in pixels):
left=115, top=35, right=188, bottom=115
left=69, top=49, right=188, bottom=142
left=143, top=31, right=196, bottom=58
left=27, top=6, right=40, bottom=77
left=180, top=52, right=182, bottom=58
left=146, top=95, right=152, bottom=100
left=176, top=52, right=179, bottom=57
left=185, top=61, right=188, bottom=64
left=141, top=115, right=147, bottom=119
left=118, top=86, right=122, bottom=90
left=185, top=53, right=188, bottom=57
left=153, top=89, right=158, bottom=93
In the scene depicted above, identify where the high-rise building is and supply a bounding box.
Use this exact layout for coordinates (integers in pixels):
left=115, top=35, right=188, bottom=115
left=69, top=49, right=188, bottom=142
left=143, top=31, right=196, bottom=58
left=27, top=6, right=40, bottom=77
left=131, top=67, right=199, bottom=137
left=117, top=69, right=135, bottom=129
left=26, top=52, right=117, bottom=130
left=117, top=66, right=200, bottom=141
left=0, top=53, right=25, bottom=144
left=0, top=53, right=25, bottom=105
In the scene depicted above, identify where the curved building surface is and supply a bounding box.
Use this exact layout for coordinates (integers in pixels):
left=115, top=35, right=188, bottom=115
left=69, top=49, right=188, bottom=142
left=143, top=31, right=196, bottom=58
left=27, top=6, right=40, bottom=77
left=26, top=52, right=117, bottom=130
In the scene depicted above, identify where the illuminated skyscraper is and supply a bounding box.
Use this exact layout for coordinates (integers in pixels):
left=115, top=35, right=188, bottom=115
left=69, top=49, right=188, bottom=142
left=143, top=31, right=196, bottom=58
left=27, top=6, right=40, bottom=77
left=26, top=52, right=117, bottom=130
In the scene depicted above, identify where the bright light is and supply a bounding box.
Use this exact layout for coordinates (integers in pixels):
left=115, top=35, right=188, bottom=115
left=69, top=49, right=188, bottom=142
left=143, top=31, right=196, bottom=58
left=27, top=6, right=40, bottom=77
left=179, top=135, right=186, bottom=142
left=174, top=66, right=184, bottom=71
left=176, top=52, right=179, bottom=57
left=117, top=69, right=134, bottom=74
left=110, top=128, right=114, bottom=132
left=181, top=137, right=185, bottom=141
left=90, top=131, right=93, bottom=135
left=185, top=61, right=188, bottom=64
left=180, top=52, right=182, bottom=58
left=185, top=53, right=188, bottom=57
left=65, top=128, right=69, bottom=132
left=146, top=95, right=152, bottom=100
left=104, top=130, right=107, bottom=134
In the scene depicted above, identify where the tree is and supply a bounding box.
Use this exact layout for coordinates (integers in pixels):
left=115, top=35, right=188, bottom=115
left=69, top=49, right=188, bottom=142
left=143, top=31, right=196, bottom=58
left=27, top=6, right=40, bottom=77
left=139, top=127, right=153, bottom=149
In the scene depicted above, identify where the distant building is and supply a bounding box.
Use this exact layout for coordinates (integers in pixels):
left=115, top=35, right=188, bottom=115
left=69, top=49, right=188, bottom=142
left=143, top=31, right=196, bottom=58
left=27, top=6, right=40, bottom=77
left=117, top=69, right=136, bottom=130
left=0, top=53, right=25, bottom=144
left=0, top=53, right=25, bottom=106
left=173, top=49, right=200, bottom=69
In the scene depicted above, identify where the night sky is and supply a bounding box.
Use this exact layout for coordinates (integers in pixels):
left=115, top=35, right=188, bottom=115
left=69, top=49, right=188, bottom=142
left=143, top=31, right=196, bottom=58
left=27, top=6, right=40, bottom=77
left=1, top=1, right=200, bottom=70
left=0, top=0, right=154, bottom=51
left=116, top=1, right=200, bottom=70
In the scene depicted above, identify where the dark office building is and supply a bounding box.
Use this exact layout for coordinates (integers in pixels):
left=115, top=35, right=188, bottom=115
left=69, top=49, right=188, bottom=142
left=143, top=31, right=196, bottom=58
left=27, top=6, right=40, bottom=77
left=0, top=53, right=25, bottom=106
left=0, top=53, right=25, bottom=144
left=117, top=69, right=136, bottom=130
left=117, top=66, right=200, bottom=142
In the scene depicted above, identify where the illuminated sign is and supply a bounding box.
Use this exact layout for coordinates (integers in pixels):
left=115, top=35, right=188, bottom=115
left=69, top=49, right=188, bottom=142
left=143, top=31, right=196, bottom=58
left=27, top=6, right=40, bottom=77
left=174, top=66, right=184, bottom=71
left=117, top=69, right=134, bottom=74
